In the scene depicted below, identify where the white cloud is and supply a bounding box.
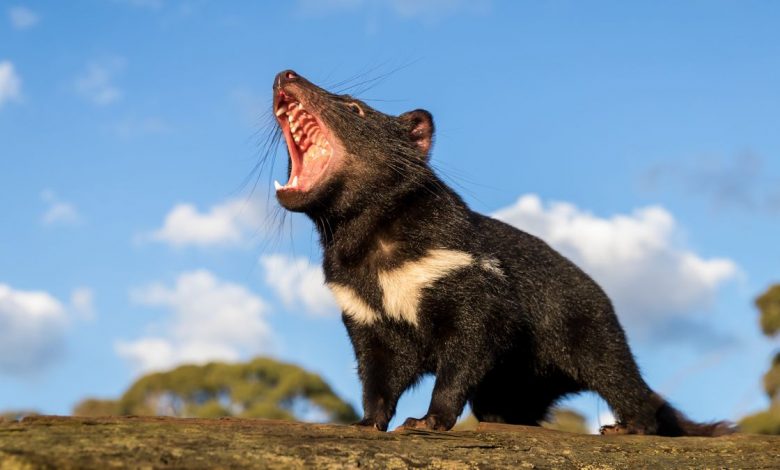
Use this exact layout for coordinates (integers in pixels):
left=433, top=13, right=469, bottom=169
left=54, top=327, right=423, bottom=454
left=0, top=61, right=22, bottom=108
left=70, top=287, right=95, bottom=320
left=147, top=197, right=266, bottom=248
left=493, top=194, right=738, bottom=326
left=260, top=255, right=338, bottom=316
left=74, top=58, right=125, bottom=106
left=116, top=270, right=272, bottom=373
left=40, top=189, right=81, bottom=226
left=8, top=6, right=39, bottom=30
left=589, top=409, right=616, bottom=434
left=0, top=283, right=68, bottom=375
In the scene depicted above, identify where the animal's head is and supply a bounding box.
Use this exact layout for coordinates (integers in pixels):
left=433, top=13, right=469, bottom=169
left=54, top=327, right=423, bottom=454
left=272, top=70, right=435, bottom=215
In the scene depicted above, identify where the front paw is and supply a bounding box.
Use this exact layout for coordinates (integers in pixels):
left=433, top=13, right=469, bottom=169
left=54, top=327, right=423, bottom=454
left=352, top=418, right=388, bottom=432
left=396, top=414, right=452, bottom=431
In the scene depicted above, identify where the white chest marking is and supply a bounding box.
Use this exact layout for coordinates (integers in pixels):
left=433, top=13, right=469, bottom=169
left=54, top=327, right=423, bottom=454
left=377, top=249, right=473, bottom=326
left=327, top=283, right=380, bottom=325
left=328, top=249, right=474, bottom=327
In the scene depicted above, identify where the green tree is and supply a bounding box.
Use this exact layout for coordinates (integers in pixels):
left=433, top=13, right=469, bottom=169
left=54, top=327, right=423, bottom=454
left=73, top=357, right=358, bottom=424
left=740, top=284, right=780, bottom=434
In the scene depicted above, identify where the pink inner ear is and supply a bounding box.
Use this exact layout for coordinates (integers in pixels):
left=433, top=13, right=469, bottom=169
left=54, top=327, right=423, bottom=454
left=400, top=109, right=434, bottom=156
left=415, top=136, right=431, bottom=154
left=411, top=120, right=432, bottom=153
left=413, top=123, right=432, bottom=153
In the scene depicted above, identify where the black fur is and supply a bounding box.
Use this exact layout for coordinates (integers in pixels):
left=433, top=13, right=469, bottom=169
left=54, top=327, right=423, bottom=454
left=270, top=70, right=734, bottom=436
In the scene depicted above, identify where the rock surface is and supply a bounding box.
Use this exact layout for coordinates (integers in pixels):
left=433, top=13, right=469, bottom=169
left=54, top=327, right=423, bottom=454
left=1, top=416, right=778, bottom=469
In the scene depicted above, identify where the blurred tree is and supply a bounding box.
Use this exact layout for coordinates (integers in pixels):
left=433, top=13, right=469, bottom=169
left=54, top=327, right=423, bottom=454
left=73, top=357, right=358, bottom=424
left=0, top=410, right=38, bottom=422
left=452, top=413, right=478, bottom=430
left=453, top=407, right=588, bottom=434
left=72, top=399, right=120, bottom=417
left=757, top=285, right=780, bottom=336
left=542, top=408, right=589, bottom=434
left=740, top=284, right=780, bottom=434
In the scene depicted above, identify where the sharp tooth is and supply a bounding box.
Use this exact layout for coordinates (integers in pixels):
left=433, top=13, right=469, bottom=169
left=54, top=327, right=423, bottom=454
left=274, top=180, right=283, bottom=191
left=288, top=103, right=300, bottom=114
left=293, top=134, right=300, bottom=143
left=292, top=176, right=299, bottom=187
left=275, top=107, right=286, bottom=117
left=290, top=120, right=299, bottom=131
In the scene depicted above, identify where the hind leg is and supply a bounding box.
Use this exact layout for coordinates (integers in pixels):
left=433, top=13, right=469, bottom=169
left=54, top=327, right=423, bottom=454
left=555, top=300, right=664, bottom=435
left=577, top=344, right=661, bottom=434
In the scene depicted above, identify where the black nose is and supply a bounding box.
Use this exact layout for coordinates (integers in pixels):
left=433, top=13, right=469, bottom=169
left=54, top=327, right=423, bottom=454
left=275, top=70, right=299, bottom=88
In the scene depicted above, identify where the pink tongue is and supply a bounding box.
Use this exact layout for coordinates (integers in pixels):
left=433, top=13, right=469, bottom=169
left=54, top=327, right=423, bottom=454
left=302, top=156, right=328, bottom=178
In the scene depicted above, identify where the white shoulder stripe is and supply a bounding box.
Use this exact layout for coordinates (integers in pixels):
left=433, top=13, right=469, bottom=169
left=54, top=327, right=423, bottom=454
left=378, top=249, right=473, bottom=325
left=327, top=283, right=380, bottom=325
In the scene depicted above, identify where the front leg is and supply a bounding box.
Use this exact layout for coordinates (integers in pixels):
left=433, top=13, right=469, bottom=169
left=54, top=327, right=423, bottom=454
left=398, top=317, right=495, bottom=431
left=346, top=318, right=421, bottom=431
left=399, top=363, right=477, bottom=431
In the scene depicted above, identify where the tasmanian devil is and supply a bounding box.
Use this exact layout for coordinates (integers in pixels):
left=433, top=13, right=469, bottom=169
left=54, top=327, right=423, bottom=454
left=270, top=69, right=732, bottom=436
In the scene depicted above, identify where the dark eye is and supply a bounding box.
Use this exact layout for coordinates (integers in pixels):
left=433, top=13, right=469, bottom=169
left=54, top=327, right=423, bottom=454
left=346, top=102, right=365, bottom=116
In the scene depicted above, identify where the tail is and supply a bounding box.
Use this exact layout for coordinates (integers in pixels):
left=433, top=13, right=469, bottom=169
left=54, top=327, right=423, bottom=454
left=653, top=394, right=736, bottom=437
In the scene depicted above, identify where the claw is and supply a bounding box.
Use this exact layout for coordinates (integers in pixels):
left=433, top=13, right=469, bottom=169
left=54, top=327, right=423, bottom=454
left=352, top=419, right=387, bottom=432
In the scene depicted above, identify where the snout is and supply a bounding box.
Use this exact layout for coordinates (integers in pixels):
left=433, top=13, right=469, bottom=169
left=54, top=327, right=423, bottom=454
left=274, top=70, right=300, bottom=90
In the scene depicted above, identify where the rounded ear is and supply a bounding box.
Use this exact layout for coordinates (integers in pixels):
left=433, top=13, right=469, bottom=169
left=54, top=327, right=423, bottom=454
left=399, top=109, right=435, bottom=159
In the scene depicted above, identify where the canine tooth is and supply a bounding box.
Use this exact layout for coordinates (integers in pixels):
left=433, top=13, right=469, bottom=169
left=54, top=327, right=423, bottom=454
left=275, top=107, right=286, bottom=117
left=291, top=120, right=299, bottom=131
left=292, top=176, right=299, bottom=187
left=274, top=180, right=283, bottom=191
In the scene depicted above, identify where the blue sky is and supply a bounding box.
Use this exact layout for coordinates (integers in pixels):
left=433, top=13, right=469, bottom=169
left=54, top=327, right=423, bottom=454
left=1, top=0, right=778, bottom=431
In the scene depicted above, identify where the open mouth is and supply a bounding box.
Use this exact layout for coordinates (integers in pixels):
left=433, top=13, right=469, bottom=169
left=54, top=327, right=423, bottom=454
left=274, top=94, right=334, bottom=193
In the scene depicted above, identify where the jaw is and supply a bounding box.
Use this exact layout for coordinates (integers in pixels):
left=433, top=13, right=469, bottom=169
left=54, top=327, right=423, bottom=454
left=274, top=89, right=341, bottom=211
